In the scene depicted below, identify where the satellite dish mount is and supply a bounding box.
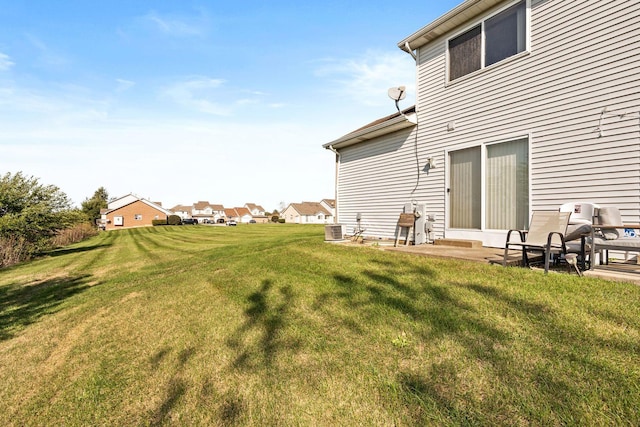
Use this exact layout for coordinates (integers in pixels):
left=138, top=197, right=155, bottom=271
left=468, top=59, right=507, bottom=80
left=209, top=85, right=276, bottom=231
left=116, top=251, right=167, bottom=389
left=387, top=86, right=406, bottom=112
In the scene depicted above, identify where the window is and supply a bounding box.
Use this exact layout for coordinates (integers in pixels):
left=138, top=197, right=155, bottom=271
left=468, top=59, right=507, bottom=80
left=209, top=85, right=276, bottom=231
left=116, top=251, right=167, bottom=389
left=449, top=137, right=529, bottom=230
left=448, top=0, right=527, bottom=81
left=134, top=214, right=142, bottom=220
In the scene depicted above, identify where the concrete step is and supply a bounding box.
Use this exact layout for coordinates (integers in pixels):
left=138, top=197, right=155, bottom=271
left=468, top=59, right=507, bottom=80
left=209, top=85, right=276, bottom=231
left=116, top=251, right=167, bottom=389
left=434, top=238, right=483, bottom=249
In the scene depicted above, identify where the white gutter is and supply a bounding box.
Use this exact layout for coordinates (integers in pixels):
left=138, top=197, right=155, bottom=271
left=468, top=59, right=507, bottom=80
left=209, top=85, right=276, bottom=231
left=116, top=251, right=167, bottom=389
left=323, top=111, right=417, bottom=150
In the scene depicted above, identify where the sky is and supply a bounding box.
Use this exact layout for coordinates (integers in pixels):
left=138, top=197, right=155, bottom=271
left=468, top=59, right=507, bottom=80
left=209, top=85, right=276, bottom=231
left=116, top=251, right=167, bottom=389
left=0, top=0, right=461, bottom=212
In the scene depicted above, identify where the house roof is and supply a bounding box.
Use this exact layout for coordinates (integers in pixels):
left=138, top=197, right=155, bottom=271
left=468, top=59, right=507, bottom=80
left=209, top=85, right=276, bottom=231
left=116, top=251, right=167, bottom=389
left=288, top=202, right=331, bottom=216
left=235, top=207, right=252, bottom=217
left=193, top=201, right=211, bottom=210
left=245, top=203, right=265, bottom=212
left=322, top=199, right=335, bottom=208
left=398, top=0, right=505, bottom=52
left=170, top=204, right=192, bottom=212
left=224, top=208, right=238, bottom=217
left=106, top=195, right=174, bottom=216
left=210, top=204, right=225, bottom=211
left=323, top=106, right=417, bottom=150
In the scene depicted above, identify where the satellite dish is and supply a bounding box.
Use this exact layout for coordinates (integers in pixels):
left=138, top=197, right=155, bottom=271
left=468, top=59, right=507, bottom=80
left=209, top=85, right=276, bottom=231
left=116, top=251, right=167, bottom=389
left=387, top=86, right=406, bottom=102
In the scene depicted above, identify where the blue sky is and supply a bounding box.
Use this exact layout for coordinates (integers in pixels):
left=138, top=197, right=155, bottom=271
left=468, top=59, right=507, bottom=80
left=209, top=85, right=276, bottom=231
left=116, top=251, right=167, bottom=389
left=0, top=1, right=460, bottom=211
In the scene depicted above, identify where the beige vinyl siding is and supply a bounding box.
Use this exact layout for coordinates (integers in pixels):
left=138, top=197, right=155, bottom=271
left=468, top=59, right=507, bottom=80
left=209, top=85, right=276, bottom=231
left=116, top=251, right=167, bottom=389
left=338, top=126, right=425, bottom=240
left=413, top=0, right=640, bottom=241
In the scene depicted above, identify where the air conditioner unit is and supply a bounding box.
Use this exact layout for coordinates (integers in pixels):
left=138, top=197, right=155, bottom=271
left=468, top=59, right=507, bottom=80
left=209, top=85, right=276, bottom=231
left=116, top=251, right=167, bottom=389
left=324, top=224, right=345, bottom=241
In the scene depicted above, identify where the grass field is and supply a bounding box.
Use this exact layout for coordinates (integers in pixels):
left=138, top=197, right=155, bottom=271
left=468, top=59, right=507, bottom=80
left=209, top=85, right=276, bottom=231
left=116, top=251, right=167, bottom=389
left=1, top=224, right=639, bottom=426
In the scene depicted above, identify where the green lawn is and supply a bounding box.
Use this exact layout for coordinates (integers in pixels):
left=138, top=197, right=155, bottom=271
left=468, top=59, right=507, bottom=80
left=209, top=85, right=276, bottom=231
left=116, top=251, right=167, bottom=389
left=1, top=224, right=639, bottom=426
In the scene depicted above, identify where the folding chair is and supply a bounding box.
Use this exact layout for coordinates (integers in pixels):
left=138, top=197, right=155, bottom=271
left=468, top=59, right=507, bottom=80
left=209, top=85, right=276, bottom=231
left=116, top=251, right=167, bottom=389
left=503, top=211, right=571, bottom=274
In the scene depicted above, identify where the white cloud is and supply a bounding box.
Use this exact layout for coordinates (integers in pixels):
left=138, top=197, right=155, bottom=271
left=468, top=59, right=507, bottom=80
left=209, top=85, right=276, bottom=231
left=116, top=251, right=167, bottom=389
left=143, top=10, right=209, bottom=37
left=116, top=78, right=135, bottom=92
left=314, top=50, right=416, bottom=107
left=25, top=33, right=68, bottom=68
left=161, top=77, right=274, bottom=115
left=0, top=52, right=14, bottom=71
left=161, top=77, right=230, bottom=115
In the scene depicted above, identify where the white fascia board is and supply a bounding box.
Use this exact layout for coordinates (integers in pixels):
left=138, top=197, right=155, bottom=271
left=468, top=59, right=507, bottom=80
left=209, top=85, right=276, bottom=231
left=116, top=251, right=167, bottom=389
left=323, top=112, right=417, bottom=150
left=398, top=0, right=503, bottom=51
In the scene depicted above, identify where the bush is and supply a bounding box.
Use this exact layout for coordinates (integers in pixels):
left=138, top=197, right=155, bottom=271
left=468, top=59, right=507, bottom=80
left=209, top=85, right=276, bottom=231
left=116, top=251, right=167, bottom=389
left=271, top=215, right=280, bottom=223
left=168, top=215, right=182, bottom=226
left=278, top=218, right=286, bottom=223
left=51, top=223, right=98, bottom=247
left=152, top=219, right=168, bottom=226
left=0, top=235, right=32, bottom=268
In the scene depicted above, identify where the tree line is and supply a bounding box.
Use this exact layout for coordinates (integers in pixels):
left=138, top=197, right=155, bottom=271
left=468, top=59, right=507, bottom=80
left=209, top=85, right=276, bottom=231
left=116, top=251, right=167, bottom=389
left=0, top=172, right=108, bottom=267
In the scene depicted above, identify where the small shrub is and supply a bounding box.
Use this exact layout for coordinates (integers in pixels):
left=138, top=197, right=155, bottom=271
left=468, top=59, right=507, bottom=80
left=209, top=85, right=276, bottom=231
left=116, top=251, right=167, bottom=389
left=271, top=215, right=280, bottom=223
left=0, top=235, right=32, bottom=267
left=51, top=223, right=98, bottom=247
left=278, top=219, right=286, bottom=223
left=152, top=219, right=168, bottom=226
left=167, top=215, right=182, bottom=226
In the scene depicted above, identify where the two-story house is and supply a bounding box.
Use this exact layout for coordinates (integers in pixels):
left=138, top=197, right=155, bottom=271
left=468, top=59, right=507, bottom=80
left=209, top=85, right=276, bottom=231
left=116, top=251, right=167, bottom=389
left=324, top=0, right=640, bottom=247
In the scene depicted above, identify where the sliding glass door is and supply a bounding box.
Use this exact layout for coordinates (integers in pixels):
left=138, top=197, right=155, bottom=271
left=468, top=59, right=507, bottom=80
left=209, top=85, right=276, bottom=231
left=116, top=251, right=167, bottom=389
left=449, top=138, right=529, bottom=231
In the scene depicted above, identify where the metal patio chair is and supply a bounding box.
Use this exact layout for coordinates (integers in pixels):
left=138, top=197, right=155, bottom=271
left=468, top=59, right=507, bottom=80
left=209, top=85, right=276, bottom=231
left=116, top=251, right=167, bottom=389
left=503, top=211, right=571, bottom=274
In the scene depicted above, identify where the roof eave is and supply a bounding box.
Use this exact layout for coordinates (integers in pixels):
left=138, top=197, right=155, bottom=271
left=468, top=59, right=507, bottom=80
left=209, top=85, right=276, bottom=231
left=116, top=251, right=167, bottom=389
left=398, top=0, right=504, bottom=52
left=323, top=112, right=417, bottom=150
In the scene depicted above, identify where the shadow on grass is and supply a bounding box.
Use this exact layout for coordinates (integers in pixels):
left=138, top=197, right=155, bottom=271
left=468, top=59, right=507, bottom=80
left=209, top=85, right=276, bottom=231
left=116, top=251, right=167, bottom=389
left=0, top=274, right=96, bottom=341
left=149, top=346, right=195, bottom=426
left=44, top=243, right=112, bottom=258
left=227, top=279, right=299, bottom=371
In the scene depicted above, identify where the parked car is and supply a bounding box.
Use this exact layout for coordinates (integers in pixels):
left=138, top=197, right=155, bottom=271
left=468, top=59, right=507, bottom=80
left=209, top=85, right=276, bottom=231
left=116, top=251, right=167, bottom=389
left=217, top=218, right=225, bottom=224
left=249, top=219, right=256, bottom=224
left=227, top=220, right=237, bottom=226
left=182, top=218, right=197, bottom=225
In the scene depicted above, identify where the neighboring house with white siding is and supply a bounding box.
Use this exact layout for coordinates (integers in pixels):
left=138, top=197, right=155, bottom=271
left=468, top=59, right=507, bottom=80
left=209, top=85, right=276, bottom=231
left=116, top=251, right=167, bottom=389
left=282, top=202, right=334, bottom=224
left=324, top=0, right=640, bottom=247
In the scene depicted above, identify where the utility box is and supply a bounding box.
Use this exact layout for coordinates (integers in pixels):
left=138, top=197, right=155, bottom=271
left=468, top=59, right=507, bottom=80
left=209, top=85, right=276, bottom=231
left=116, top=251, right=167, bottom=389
left=403, top=202, right=428, bottom=245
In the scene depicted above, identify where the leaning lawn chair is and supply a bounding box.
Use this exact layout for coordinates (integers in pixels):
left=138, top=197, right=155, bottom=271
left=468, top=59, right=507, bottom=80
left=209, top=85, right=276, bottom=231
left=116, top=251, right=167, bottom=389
left=503, top=211, right=571, bottom=274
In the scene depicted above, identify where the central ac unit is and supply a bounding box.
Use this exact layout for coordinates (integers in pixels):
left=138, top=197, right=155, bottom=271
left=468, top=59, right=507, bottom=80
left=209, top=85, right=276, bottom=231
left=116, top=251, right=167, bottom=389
left=324, top=224, right=345, bottom=241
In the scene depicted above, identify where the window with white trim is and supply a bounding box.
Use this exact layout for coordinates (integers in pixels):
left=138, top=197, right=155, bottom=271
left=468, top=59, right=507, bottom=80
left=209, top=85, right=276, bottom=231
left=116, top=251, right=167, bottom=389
left=448, top=0, right=527, bottom=81
left=134, top=214, right=142, bottom=220
left=449, top=137, right=529, bottom=231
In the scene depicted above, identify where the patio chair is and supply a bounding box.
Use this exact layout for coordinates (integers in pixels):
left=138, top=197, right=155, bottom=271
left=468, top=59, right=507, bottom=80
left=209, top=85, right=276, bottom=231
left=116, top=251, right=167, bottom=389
left=559, top=201, right=600, bottom=270
left=503, top=211, right=571, bottom=274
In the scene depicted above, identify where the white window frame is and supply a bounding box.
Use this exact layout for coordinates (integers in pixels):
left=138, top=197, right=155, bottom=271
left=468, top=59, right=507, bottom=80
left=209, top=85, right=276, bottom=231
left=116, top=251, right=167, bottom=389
left=445, top=0, right=531, bottom=84
left=445, top=133, right=532, bottom=245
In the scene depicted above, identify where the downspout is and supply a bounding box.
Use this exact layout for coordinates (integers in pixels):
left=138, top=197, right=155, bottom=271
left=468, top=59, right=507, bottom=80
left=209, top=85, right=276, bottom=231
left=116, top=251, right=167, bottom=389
left=327, top=145, right=340, bottom=223
left=404, top=41, right=417, bottom=61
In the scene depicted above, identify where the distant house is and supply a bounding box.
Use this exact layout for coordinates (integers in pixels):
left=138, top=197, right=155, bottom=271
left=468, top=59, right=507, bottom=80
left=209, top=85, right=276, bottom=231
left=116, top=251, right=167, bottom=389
left=244, top=203, right=266, bottom=216
left=102, top=194, right=173, bottom=230
left=190, top=201, right=226, bottom=223
left=224, top=208, right=239, bottom=222
left=170, top=205, right=192, bottom=220
left=281, top=202, right=333, bottom=224
left=320, top=199, right=335, bottom=218
left=234, top=207, right=253, bottom=223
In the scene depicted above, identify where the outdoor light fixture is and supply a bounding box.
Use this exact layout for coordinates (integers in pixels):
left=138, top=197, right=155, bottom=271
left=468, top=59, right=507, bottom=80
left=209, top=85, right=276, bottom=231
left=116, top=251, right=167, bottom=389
left=426, top=157, right=437, bottom=169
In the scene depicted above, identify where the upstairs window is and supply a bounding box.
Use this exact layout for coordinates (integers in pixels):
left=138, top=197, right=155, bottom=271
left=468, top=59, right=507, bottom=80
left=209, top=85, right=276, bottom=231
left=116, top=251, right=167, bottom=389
left=448, top=0, right=527, bottom=81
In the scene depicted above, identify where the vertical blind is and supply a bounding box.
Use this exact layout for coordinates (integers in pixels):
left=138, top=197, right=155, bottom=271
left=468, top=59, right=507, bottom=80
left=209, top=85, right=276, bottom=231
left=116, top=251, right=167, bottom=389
left=449, top=146, right=481, bottom=229
left=449, top=138, right=529, bottom=230
left=486, top=139, right=529, bottom=230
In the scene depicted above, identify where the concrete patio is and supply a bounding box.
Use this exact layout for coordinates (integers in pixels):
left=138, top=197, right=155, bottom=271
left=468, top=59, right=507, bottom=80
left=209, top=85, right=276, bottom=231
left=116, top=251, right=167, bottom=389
left=341, top=239, right=640, bottom=285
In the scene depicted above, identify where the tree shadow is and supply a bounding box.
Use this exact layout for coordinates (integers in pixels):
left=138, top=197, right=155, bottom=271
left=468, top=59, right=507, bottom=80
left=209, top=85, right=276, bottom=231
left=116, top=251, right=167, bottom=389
left=0, top=274, right=96, bottom=341
left=44, top=243, right=112, bottom=258
left=149, top=346, right=196, bottom=426
left=226, top=279, right=299, bottom=371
